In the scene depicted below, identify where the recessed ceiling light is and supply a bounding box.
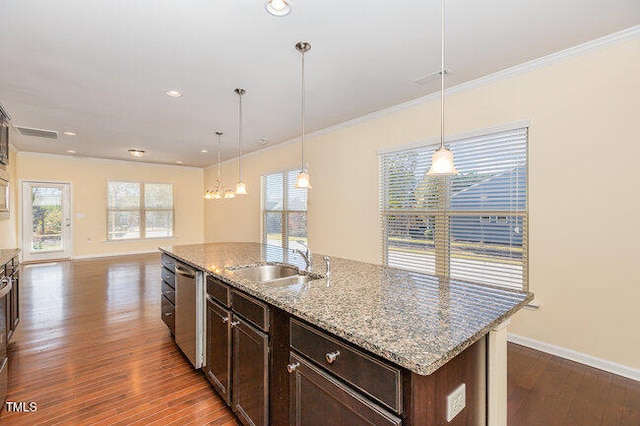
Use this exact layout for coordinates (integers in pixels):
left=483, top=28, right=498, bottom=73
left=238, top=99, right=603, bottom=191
left=200, top=149, right=208, bottom=153
left=63, top=131, right=77, bottom=136
left=128, top=149, right=146, bottom=157
left=66, top=149, right=76, bottom=154
left=176, top=160, right=184, bottom=165
left=257, top=137, right=268, bottom=146
left=165, top=90, right=183, bottom=98
left=265, top=0, right=291, bottom=16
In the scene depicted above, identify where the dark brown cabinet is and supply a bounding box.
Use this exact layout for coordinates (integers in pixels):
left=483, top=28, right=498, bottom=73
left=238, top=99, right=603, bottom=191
left=288, top=352, right=401, bottom=426
left=0, top=109, right=9, bottom=166
left=205, top=276, right=269, bottom=426
left=288, top=319, right=402, bottom=426
left=205, top=297, right=231, bottom=405
left=160, top=254, right=175, bottom=335
left=232, top=315, right=268, bottom=426
left=3, top=254, right=19, bottom=342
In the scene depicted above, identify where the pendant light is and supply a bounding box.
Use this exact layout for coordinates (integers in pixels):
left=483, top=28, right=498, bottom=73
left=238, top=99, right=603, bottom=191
left=426, top=0, right=459, bottom=176
left=295, top=41, right=312, bottom=189
left=234, top=88, right=248, bottom=195
left=265, top=0, right=290, bottom=16
left=204, top=132, right=225, bottom=200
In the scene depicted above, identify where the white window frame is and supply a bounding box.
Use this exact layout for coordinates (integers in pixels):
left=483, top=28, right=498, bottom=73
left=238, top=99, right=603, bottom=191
left=107, top=181, right=174, bottom=240
left=378, top=121, right=529, bottom=291
left=261, top=170, right=307, bottom=249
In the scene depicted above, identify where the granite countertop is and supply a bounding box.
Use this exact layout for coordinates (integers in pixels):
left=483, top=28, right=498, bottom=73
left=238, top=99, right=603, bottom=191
left=160, top=242, right=533, bottom=376
left=0, top=248, right=20, bottom=268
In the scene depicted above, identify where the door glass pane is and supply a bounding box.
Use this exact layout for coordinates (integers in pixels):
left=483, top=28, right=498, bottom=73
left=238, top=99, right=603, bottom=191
left=265, top=212, right=283, bottom=247
left=287, top=212, right=307, bottom=251
left=31, top=187, right=63, bottom=252
left=108, top=211, right=141, bottom=240
left=146, top=211, right=173, bottom=237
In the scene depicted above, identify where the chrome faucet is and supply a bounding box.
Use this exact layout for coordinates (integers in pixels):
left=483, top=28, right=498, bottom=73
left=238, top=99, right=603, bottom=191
left=323, top=256, right=331, bottom=277
left=294, top=243, right=312, bottom=271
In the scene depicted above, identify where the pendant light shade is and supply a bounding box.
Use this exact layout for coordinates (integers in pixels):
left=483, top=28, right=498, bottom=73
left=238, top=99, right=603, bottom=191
left=427, top=146, right=458, bottom=175
left=265, top=0, right=291, bottom=16
left=235, top=182, right=247, bottom=195
left=295, top=170, right=312, bottom=189
left=294, top=41, right=312, bottom=189
left=224, top=189, right=236, bottom=199
left=234, top=88, right=248, bottom=195
left=426, top=0, right=459, bottom=176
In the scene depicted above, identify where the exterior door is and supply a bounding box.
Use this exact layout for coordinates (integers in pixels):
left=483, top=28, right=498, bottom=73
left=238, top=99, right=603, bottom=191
left=21, top=182, right=71, bottom=262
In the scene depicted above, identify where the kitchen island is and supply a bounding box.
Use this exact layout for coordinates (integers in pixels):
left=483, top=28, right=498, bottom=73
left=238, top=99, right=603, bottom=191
left=160, top=242, right=532, bottom=425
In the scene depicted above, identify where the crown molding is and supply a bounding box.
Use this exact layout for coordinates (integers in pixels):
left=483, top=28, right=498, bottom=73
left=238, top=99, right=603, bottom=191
left=17, top=150, right=203, bottom=171
left=205, top=25, right=640, bottom=169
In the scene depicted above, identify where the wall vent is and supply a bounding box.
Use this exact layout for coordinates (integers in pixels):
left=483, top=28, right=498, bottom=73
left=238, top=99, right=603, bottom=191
left=16, top=126, right=59, bottom=140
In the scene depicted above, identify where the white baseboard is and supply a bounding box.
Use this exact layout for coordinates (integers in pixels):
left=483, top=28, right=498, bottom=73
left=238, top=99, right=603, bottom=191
left=72, top=250, right=159, bottom=260
left=508, top=333, right=640, bottom=382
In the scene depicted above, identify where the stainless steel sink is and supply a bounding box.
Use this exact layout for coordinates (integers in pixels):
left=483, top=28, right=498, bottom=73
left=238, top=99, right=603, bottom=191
left=264, top=274, right=315, bottom=287
left=230, top=264, right=300, bottom=282
left=228, top=264, right=321, bottom=287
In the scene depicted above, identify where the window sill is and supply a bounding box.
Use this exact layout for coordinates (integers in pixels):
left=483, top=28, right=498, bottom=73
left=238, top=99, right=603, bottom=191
left=104, top=236, right=177, bottom=243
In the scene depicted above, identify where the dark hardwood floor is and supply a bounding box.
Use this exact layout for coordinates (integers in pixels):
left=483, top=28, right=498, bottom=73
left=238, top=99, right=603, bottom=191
left=508, top=343, right=640, bottom=425
left=0, top=253, right=637, bottom=425
left=2, top=253, right=238, bottom=425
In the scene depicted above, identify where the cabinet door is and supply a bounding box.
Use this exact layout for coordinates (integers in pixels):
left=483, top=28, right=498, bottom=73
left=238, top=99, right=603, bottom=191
left=232, top=315, right=268, bottom=426
left=10, top=272, right=19, bottom=334
left=206, top=298, right=231, bottom=405
left=289, top=352, right=401, bottom=426
left=5, top=277, right=13, bottom=341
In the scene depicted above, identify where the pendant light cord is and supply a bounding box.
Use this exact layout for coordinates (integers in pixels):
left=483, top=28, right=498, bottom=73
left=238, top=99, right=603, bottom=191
left=301, top=49, right=306, bottom=169
left=238, top=92, right=243, bottom=181
left=440, top=0, right=445, bottom=150
left=217, top=133, right=222, bottom=187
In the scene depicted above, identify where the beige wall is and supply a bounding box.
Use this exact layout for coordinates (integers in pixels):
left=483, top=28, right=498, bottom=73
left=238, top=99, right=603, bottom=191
left=0, top=142, right=20, bottom=249
left=204, top=37, right=640, bottom=369
left=18, top=153, right=204, bottom=257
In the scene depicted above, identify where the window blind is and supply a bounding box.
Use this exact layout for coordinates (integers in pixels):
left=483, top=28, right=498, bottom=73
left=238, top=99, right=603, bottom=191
left=379, top=127, right=528, bottom=290
left=262, top=170, right=307, bottom=250
left=107, top=182, right=173, bottom=240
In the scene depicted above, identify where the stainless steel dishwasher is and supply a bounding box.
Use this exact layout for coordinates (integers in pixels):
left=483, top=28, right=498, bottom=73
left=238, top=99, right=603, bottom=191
left=174, top=261, right=204, bottom=369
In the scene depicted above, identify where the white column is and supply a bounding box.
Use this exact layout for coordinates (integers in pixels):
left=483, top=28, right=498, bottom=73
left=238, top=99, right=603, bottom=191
left=487, top=319, right=510, bottom=426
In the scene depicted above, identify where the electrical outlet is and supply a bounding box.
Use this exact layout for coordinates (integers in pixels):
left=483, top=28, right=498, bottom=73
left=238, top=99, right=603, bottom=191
left=446, top=383, right=466, bottom=422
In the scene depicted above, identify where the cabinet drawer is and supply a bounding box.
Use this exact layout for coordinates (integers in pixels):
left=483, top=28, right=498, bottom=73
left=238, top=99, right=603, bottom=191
left=290, top=319, right=402, bottom=413
left=207, top=276, right=230, bottom=307
left=161, top=281, right=175, bottom=304
left=289, top=352, right=401, bottom=426
left=161, top=294, right=175, bottom=334
left=231, top=290, right=269, bottom=332
left=161, top=267, right=175, bottom=288
left=161, top=253, right=175, bottom=271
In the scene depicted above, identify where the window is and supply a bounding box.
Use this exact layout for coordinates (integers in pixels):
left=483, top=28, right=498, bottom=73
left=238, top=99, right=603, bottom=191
left=262, top=170, right=307, bottom=251
left=107, top=182, right=174, bottom=240
left=379, top=125, right=528, bottom=290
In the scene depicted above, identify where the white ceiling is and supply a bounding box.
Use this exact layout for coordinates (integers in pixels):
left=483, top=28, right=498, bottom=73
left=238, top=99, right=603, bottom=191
left=1, top=0, right=638, bottom=167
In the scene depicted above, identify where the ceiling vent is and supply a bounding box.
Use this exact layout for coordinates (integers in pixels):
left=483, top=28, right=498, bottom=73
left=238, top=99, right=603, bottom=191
left=16, top=126, right=59, bottom=140
left=414, top=68, right=452, bottom=86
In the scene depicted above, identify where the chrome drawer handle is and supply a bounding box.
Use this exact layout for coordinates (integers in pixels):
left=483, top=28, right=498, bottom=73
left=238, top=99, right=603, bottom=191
left=164, top=312, right=173, bottom=316
left=230, top=320, right=240, bottom=327
left=221, top=317, right=229, bottom=324
left=326, top=350, right=341, bottom=364
left=287, top=362, right=300, bottom=373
